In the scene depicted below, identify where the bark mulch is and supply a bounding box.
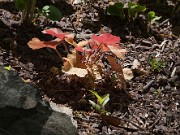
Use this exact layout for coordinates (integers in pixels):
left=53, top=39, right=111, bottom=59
left=0, top=0, right=179, bottom=134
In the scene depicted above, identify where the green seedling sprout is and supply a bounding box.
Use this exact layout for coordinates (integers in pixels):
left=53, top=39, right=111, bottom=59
left=147, top=11, right=161, bottom=25
left=107, top=2, right=125, bottom=19
left=15, top=0, right=62, bottom=24
left=107, top=2, right=146, bottom=20
left=149, top=58, right=166, bottom=72
left=89, top=90, right=110, bottom=115
left=128, top=2, right=146, bottom=19
left=41, top=5, right=62, bottom=21
left=4, top=65, right=11, bottom=71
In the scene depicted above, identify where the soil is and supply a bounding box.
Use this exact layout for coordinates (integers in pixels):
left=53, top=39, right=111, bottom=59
left=0, top=0, right=180, bottom=134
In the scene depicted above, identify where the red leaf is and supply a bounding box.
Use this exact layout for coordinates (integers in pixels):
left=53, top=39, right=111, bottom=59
left=75, top=47, right=83, bottom=52
left=90, top=41, right=99, bottom=50
left=42, top=28, right=66, bottom=40
left=92, top=33, right=120, bottom=45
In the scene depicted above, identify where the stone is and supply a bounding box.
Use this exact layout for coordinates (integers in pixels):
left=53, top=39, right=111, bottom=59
left=0, top=66, right=78, bottom=135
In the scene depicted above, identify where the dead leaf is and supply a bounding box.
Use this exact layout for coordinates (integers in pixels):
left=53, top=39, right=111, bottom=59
left=62, top=67, right=88, bottom=77
left=50, top=66, right=60, bottom=74
left=21, top=78, right=32, bottom=83
left=76, top=40, right=89, bottom=47
left=101, top=114, right=125, bottom=127
left=106, top=55, right=123, bottom=74
left=108, top=46, right=127, bottom=60
left=62, top=60, right=72, bottom=71
left=88, top=64, right=102, bottom=80
left=65, top=37, right=77, bottom=47
left=132, top=59, right=141, bottom=69
left=123, top=68, right=134, bottom=80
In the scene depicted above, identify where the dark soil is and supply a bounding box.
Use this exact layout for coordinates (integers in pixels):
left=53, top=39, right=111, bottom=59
left=0, top=0, right=180, bottom=134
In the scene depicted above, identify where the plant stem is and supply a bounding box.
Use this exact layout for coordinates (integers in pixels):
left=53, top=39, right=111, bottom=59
left=22, top=0, right=36, bottom=24
left=62, top=41, right=69, bottom=54
left=54, top=49, right=64, bottom=62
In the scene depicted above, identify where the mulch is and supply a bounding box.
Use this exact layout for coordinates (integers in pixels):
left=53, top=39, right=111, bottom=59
left=0, top=0, right=180, bottom=134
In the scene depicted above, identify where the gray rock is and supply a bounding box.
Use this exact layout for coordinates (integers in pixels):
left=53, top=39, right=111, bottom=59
left=0, top=66, right=39, bottom=109
left=0, top=66, right=78, bottom=135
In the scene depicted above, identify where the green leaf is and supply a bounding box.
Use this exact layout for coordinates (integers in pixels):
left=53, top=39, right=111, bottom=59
left=15, top=0, right=27, bottom=10
left=147, top=11, right=161, bottom=24
left=151, top=16, right=161, bottom=24
left=4, top=65, right=11, bottom=70
left=136, top=5, right=146, bottom=12
left=147, top=11, right=155, bottom=21
left=42, top=5, right=62, bottom=21
left=128, top=2, right=138, bottom=10
left=128, top=2, right=146, bottom=18
left=89, top=90, right=103, bottom=104
left=101, top=94, right=110, bottom=107
left=89, top=90, right=110, bottom=107
left=89, top=100, right=101, bottom=112
left=107, top=3, right=125, bottom=18
left=128, top=2, right=146, bottom=12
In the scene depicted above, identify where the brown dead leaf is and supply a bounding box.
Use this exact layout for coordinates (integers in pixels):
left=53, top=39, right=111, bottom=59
left=76, top=40, right=89, bottom=47
left=62, top=67, right=88, bottom=77
left=62, top=60, right=72, bottom=71
left=106, top=55, right=123, bottom=74
left=21, top=78, right=32, bottom=83
left=90, top=64, right=102, bottom=80
left=65, top=37, right=77, bottom=47
left=50, top=66, right=60, bottom=74
left=132, top=59, right=141, bottom=69
left=123, top=68, right=134, bottom=80
left=101, top=114, right=125, bottom=127
left=108, top=46, right=127, bottom=60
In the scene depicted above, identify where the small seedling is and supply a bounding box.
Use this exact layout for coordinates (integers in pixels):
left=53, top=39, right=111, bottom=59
left=107, top=2, right=125, bottom=19
left=15, top=0, right=62, bottom=24
left=147, top=11, right=161, bottom=25
left=128, top=2, right=146, bottom=19
left=153, top=88, right=162, bottom=97
left=41, top=5, right=62, bottom=21
left=149, top=58, right=166, bottom=72
left=107, top=2, right=146, bottom=20
left=4, top=65, right=11, bottom=70
left=89, top=90, right=110, bottom=115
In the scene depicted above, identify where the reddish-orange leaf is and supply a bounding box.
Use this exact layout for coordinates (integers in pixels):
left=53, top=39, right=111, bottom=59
left=92, top=33, right=120, bottom=45
left=27, top=38, right=60, bottom=50
left=90, top=41, right=99, bottom=50
left=75, top=46, right=83, bottom=52
left=28, top=38, right=46, bottom=50
left=42, top=28, right=66, bottom=40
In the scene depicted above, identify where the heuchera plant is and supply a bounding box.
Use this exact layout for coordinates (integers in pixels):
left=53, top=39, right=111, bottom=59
left=28, top=28, right=127, bottom=87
